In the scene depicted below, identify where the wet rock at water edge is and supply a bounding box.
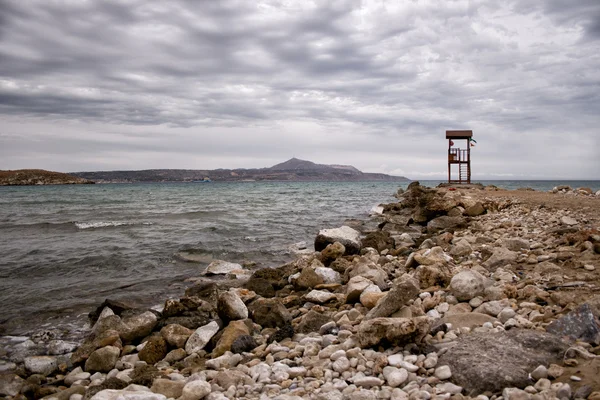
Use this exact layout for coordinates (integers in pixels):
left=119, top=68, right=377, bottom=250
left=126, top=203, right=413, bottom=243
left=203, top=260, right=245, bottom=275
left=120, top=311, right=158, bottom=343
left=315, top=226, right=362, bottom=255
left=0, top=374, right=24, bottom=397
left=84, top=346, right=121, bottom=373
left=23, top=355, right=58, bottom=376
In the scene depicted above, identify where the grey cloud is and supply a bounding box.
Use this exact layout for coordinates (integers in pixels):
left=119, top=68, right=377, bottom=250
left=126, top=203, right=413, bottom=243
left=0, top=0, right=599, bottom=178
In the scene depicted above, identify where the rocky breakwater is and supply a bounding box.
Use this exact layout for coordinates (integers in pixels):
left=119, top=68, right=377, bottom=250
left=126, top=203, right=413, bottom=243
left=2, top=182, right=600, bottom=400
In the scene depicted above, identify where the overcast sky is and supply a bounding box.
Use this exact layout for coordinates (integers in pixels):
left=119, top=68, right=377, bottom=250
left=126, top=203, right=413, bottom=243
left=1, top=0, right=599, bottom=179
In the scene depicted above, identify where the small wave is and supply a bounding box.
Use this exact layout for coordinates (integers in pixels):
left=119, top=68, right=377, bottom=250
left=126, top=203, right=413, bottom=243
left=74, top=221, right=153, bottom=230
left=162, top=210, right=227, bottom=220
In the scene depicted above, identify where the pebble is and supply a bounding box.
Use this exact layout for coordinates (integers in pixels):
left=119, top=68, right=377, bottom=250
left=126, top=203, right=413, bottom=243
left=383, top=367, right=409, bottom=388
left=332, top=357, right=351, bottom=373
left=434, top=365, right=452, bottom=380
left=436, top=382, right=463, bottom=394
left=387, top=354, right=404, bottom=367
left=534, top=378, right=551, bottom=391
left=530, top=365, right=547, bottom=381
left=354, top=376, right=384, bottom=387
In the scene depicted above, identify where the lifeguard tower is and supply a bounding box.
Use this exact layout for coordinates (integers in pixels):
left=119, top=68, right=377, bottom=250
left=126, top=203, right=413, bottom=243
left=446, top=130, right=472, bottom=184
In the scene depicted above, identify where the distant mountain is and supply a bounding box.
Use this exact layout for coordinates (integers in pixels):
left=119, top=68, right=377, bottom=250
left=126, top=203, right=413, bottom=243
left=0, top=169, right=94, bottom=186
left=71, top=158, right=409, bottom=183
left=269, top=158, right=362, bottom=174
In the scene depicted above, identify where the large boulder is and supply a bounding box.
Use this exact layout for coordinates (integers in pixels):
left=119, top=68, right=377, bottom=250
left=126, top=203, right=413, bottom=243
left=231, top=334, right=259, bottom=354
left=203, top=260, right=245, bottom=275
left=249, top=298, right=291, bottom=329
left=120, top=311, right=158, bottom=343
left=85, top=346, right=121, bottom=373
left=320, top=242, right=346, bottom=266
left=483, top=247, right=518, bottom=271
left=0, top=374, right=24, bottom=397
left=449, top=270, right=487, bottom=301
left=180, top=380, right=211, bottom=400
left=295, top=310, right=332, bottom=334
left=292, top=259, right=324, bottom=289
left=345, top=276, right=373, bottom=304
left=71, top=328, right=121, bottom=365
left=413, top=246, right=451, bottom=266
left=501, top=238, right=530, bottom=252
left=438, top=329, right=569, bottom=394
left=464, top=202, right=485, bottom=217
left=217, top=290, right=248, bottom=322
left=365, top=277, right=420, bottom=320
left=361, top=231, right=395, bottom=253
left=546, top=303, right=600, bottom=345
left=160, top=324, right=193, bottom=348
left=415, top=263, right=451, bottom=288
left=356, top=317, right=431, bottom=348
left=426, top=216, right=467, bottom=234
left=212, top=320, right=251, bottom=357
left=138, top=336, right=168, bottom=365
left=315, top=226, right=361, bottom=255
left=449, top=239, right=473, bottom=257
left=88, top=299, right=133, bottom=325
left=23, top=356, right=57, bottom=376
left=151, top=379, right=186, bottom=399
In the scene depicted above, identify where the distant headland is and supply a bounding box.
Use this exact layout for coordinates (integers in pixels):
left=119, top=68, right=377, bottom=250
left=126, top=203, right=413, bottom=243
left=70, top=158, right=410, bottom=183
left=0, top=169, right=95, bottom=186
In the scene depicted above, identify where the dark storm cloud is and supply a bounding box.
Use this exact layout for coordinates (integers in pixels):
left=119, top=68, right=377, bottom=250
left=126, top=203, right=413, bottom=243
left=0, top=0, right=599, bottom=178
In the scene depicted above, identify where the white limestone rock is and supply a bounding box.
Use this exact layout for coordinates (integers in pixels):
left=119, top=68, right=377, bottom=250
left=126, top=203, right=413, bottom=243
left=23, top=356, right=57, bottom=376
left=180, top=380, right=212, bottom=400
left=306, top=290, right=338, bottom=304
left=383, top=366, right=408, bottom=387
left=315, top=226, right=361, bottom=255
left=449, top=270, right=486, bottom=301
left=185, top=321, right=220, bottom=355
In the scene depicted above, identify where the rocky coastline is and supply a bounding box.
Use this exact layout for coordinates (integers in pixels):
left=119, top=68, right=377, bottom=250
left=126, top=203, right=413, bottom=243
left=1, top=183, right=600, bottom=400
left=0, top=170, right=94, bottom=186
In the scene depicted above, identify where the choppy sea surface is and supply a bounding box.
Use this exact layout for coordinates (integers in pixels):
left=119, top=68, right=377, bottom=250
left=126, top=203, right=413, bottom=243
left=0, top=179, right=598, bottom=338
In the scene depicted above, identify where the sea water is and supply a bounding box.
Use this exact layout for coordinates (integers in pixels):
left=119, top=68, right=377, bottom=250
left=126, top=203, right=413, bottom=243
left=0, top=180, right=598, bottom=337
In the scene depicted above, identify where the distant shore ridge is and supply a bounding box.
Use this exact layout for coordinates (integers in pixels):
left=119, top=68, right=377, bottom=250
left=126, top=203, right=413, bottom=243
left=0, top=169, right=94, bottom=186
left=67, top=158, right=410, bottom=184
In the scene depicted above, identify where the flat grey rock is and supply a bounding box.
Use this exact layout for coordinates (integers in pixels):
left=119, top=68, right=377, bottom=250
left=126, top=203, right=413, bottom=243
left=438, top=329, right=568, bottom=394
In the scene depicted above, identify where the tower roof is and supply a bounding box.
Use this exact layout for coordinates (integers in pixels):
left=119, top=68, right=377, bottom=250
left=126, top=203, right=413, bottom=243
left=446, top=130, right=472, bottom=139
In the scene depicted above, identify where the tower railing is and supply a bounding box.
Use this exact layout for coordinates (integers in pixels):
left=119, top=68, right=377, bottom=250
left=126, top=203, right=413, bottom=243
left=448, top=148, right=469, bottom=162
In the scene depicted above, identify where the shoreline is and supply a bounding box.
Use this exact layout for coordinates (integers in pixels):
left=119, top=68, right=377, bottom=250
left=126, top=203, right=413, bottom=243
left=1, top=183, right=600, bottom=399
